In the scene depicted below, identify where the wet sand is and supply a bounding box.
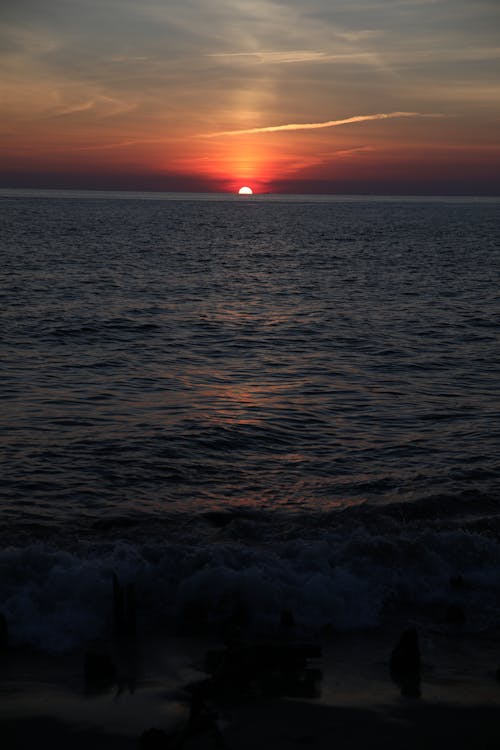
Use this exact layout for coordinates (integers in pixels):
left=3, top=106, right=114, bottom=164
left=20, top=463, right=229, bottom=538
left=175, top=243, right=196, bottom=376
left=2, top=627, right=500, bottom=748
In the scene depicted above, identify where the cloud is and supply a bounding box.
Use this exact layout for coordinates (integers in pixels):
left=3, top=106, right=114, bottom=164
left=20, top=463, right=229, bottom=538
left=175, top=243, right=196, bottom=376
left=207, top=49, right=387, bottom=66
left=74, top=137, right=169, bottom=151
left=208, top=50, right=330, bottom=64
left=204, top=111, right=442, bottom=137
left=48, top=94, right=135, bottom=119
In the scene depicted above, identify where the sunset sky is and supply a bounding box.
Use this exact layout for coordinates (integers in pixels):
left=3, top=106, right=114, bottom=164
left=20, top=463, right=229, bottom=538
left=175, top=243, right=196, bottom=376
left=1, top=0, right=499, bottom=194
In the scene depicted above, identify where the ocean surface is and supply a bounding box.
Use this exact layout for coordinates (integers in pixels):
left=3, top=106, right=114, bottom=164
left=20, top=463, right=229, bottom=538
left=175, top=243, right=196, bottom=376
left=1, top=189, right=500, bottom=650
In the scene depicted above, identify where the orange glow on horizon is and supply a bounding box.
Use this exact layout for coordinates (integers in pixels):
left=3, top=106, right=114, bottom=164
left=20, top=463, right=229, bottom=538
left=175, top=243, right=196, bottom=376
left=158, top=135, right=281, bottom=193
left=2, top=106, right=500, bottom=195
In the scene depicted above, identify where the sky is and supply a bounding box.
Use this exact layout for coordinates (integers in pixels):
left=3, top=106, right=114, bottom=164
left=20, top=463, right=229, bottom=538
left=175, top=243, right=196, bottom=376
left=1, top=0, right=500, bottom=194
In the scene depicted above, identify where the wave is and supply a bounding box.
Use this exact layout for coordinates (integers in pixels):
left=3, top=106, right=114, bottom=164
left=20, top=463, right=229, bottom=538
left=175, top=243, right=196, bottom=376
left=2, top=504, right=500, bottom=651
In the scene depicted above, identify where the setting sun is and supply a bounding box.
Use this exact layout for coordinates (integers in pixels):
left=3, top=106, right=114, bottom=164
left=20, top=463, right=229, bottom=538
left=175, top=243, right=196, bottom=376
left=238, top=186, right=253, bottom=195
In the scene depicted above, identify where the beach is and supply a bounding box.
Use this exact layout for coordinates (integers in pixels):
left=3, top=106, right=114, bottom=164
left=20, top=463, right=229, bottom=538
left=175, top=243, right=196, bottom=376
left=2, top=622, right=500, bottom=748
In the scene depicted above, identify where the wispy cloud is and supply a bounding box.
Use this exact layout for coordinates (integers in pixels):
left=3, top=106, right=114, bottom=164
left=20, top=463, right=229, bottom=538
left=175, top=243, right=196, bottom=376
left=51, top=100, right=96, bottom=117
left=208, top=50, right=328, bottom=64
left=204, top=111, right=442, bottom=137
left=74, top=137, right=168, bottom=151
left=211, top=45, right=500, bottom=68
left=334, top=145, right=375, bottom=157
left=207, top=50, right=379, bottom=65
left=48, top=94, right=135, bottom=119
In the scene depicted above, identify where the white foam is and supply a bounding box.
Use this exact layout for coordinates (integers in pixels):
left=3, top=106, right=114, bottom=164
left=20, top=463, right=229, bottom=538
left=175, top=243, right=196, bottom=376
left=2, top=526, right=500, bottom=651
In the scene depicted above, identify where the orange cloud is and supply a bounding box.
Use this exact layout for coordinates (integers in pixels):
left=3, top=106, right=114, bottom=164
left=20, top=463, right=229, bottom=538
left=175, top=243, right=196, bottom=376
left=204, top=112, right=443, bottom=138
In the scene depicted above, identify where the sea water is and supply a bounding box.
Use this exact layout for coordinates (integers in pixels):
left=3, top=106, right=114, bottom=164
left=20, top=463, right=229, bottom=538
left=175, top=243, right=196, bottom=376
left=1, top=190, right=500, bottom=650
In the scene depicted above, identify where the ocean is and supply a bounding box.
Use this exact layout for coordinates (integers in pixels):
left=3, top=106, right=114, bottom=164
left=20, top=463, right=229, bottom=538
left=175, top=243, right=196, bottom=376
left=1, top=189, right=500, bottom=651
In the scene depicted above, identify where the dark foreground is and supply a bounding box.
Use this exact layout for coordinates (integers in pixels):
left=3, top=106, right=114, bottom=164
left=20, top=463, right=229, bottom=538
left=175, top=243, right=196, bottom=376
left=2, top=624, right=500, bottom=749
left=3, top=701, right=500, bottom=749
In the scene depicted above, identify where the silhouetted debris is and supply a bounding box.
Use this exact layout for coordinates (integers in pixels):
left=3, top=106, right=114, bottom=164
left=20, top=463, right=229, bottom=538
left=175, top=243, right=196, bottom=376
left=126, top=582, right=137, bottom=635
left=280, top=609, right=295, bottom=631
left=184, top=714, right=226, bottom=749
left=397, top=671, right=421, bottom=699
left=390, top=628, right=421, bottom=698
left=113, top=573, right=125, bottom=635
left=390, top=628, right=420, bottom=674
left=445, top=604, right=466, bottom=625
left=113, top=573, right=137, bottom=636
left=161, top=681, right=227, bottom=749
left=188, top=681, right=209, bottom=723
left=260, top=665, right=322, bottom=699
left=0, top=612, right=8, bottom=649
left=161, top=640, right=324, bottom=747
left=84, top=650, right=116, bottom=688
left=204, top=641, right=322, bottom=699
left=180, top=599, right=209, bottom=635
left=139, top=727, right=169, bottom=749
left=222, top=599, right=250, bottom=642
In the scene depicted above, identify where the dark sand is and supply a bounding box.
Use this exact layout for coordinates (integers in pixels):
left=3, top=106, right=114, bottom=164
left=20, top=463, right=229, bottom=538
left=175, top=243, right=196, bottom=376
left=3, top=702, right=500, bottom=749
left=2, top=628, right=500, bottom=748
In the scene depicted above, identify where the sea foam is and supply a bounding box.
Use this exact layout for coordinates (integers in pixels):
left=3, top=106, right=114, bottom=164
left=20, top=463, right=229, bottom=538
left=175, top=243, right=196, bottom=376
left=2, top=520, right=500, bottom=651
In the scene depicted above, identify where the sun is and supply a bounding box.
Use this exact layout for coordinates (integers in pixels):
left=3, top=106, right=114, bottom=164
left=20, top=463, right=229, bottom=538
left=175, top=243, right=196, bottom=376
left=238, top=186, right=253, bottom=195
